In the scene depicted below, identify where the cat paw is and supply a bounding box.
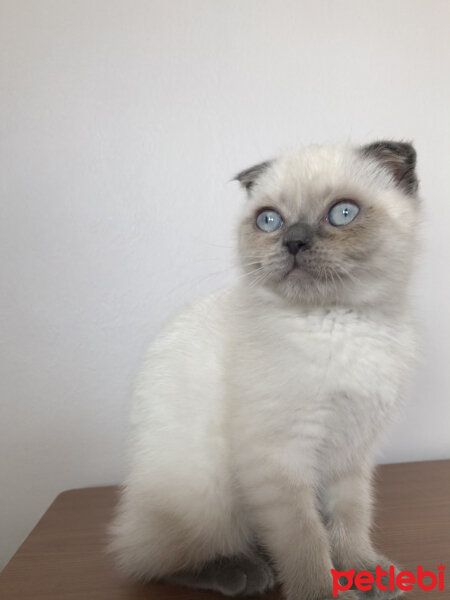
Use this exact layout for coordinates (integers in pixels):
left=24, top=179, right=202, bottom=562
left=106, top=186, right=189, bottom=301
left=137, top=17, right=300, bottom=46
left=299, top=592, right=359, bottom=600
left=321, top=592, right=360, bottom=600
left=227, top=555, right=275, bottom=597
left=212, top=562, right=248, bottom=596
left=165, top=554, right=275, bottom=597
left=353, top=557, right=404, bottom=599
left=285, top=589, right=359, bottom=600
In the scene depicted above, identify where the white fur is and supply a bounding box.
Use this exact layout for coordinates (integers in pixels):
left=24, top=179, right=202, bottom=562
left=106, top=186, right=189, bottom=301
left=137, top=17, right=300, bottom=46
left=109, top=144, right=418, bottom=598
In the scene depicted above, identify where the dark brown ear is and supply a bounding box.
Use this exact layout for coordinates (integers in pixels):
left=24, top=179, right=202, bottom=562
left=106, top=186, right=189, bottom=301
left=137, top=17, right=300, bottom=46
left=361, top=141, right=418, bottom=195
left=234, top=160, right=273, bottom=193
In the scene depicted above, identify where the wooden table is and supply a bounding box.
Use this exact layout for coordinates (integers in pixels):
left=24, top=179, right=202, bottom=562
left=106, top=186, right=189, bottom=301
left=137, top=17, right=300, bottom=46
left=0, top=460, right=449, bottom=599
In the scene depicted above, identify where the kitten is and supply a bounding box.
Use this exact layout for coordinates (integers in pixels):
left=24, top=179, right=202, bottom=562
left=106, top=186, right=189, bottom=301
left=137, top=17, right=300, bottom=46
left=110, top=141, right=420, bottom=600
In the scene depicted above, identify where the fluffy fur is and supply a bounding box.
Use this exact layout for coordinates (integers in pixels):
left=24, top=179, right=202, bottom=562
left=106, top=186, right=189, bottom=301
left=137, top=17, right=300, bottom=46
left=110, top=142, right=420, bottom=600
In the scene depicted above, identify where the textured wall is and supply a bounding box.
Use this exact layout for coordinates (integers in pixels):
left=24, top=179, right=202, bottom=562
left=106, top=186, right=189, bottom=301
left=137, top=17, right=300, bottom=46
left=1, top=0, right=449, bottom=569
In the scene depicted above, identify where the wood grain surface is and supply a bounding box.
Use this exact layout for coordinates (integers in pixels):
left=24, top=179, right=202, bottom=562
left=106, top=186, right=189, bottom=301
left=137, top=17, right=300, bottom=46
left=0, top=460, right=449, bottom=600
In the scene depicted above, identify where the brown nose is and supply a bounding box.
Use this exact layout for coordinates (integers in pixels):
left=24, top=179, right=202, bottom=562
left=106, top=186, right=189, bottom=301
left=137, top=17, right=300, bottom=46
left=283, top=222, right=313, bottom=255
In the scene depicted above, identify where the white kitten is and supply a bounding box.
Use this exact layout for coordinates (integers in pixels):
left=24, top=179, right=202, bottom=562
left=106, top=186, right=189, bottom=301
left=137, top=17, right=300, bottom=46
left=110, top=142, right=420, bottom=600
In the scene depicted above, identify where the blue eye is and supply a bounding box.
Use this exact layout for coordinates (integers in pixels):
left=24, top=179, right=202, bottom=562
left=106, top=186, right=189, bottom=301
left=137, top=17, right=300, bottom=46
left=256, top=210, right=284, bottom=233
left=328, top=201, right=359, bottom=226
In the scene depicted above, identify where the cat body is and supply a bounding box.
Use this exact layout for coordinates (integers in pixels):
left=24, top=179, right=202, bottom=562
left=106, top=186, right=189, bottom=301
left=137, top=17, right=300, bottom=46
left=111, top=142, right=420, bottom=600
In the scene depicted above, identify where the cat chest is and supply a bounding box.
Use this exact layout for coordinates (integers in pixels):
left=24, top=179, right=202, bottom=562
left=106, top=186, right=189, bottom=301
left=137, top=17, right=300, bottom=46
left=233, top=313, right=409, bottom=424
left=231, top=314, right=412, bottom=475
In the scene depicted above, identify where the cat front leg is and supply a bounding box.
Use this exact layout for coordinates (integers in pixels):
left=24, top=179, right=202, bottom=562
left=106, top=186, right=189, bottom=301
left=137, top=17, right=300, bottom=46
left=249, top=480, right=358, bottom=600
left=320, top=466, right=403, bottom=599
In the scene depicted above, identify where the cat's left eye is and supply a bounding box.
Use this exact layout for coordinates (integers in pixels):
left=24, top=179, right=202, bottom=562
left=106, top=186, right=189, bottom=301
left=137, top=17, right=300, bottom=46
left=256, top=210, right=284, bottom=233
left=328, top=201, right=359, bottom=227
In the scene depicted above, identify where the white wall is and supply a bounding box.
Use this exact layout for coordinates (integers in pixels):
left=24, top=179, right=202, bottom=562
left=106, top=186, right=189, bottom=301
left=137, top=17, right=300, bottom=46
left=1, top=0, right=449, bottom=569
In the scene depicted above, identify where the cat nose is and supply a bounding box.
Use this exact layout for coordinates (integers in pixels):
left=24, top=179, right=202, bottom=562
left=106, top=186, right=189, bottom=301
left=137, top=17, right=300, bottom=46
left=283, top=223, right=313, bottom=255
left=286, top=239, right=307, bottom=255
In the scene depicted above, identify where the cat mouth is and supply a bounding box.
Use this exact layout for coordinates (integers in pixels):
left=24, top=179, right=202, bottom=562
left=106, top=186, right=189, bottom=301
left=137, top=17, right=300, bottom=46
left=268, top=257, right=322, bottom=284
left=284, top=260, right=313, bottom=279
left=283, top=258, right=332, bottom=284
left=284, top=261, right=350, bottom=286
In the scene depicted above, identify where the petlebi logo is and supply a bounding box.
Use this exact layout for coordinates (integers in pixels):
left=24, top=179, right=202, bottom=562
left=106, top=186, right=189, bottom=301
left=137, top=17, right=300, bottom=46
left=331, top=564, right=446, bottom=596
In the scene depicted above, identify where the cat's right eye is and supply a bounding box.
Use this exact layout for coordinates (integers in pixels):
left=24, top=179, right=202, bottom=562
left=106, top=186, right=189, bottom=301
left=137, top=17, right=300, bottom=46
left=256, top=210, right=284, bottom=233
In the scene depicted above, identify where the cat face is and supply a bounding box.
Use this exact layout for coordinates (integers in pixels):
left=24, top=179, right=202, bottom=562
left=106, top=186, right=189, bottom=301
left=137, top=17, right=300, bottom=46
left=236, top=142, right=420, bottom=308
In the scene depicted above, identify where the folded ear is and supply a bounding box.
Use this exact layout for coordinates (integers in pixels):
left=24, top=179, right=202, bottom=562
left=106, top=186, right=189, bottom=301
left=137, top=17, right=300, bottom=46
left=234, top=160, right=273, bottom=193
left=361, top=140, right=418, bottom=195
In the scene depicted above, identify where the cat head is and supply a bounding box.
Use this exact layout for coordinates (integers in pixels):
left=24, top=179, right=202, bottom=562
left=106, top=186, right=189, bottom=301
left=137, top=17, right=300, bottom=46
left=235, top=141, right=420, bottom=308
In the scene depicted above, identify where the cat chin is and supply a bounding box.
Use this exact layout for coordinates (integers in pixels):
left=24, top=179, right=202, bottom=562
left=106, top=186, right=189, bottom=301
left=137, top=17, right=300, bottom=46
left=282, top=262, right=329, bottom=287
left=281, top=270, right=318, bottom=295
left=284, top=263, right=315, bottom=279
left=266, top=273, right=331, bottom=306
